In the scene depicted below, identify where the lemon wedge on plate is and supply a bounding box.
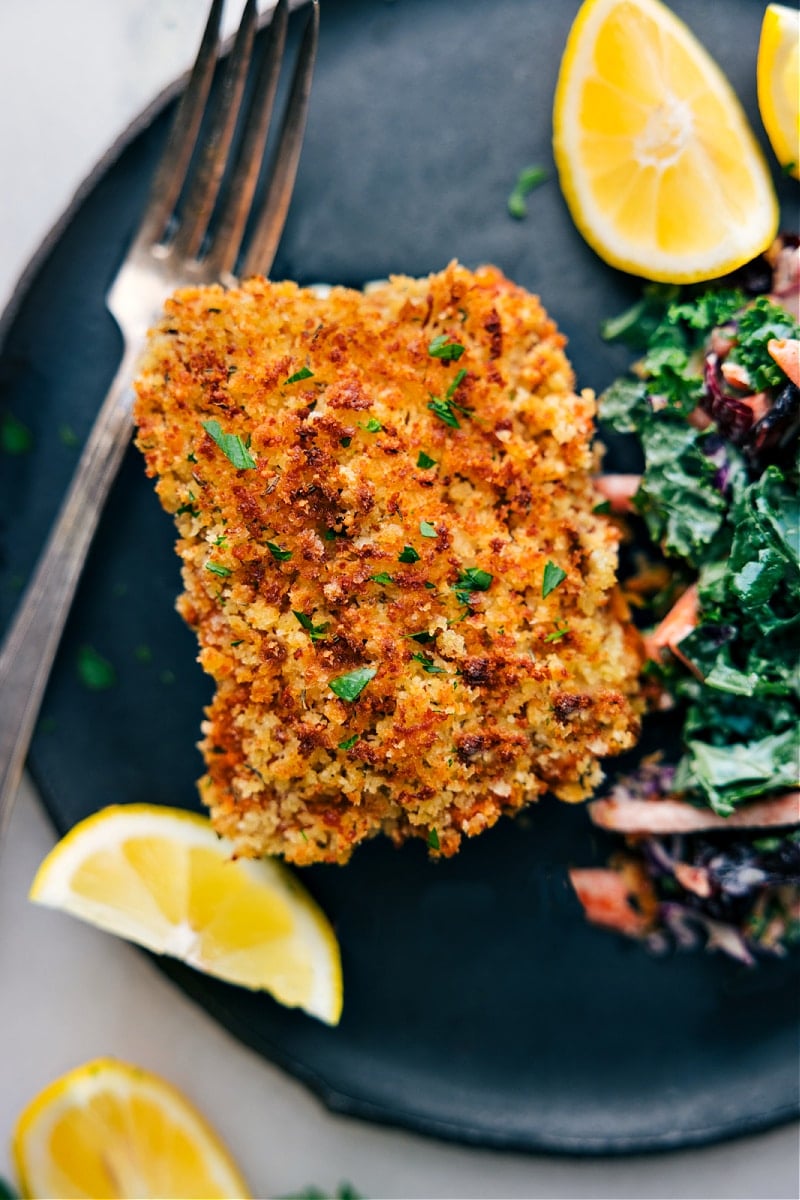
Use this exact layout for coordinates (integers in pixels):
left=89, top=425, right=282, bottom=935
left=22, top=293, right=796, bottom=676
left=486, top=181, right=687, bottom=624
left=12, top=1057, right=251, bottom=1199
left=30, top=804, right=343, bottom=1025
left=553, top=0, right=779, bottom=282
left=758, top=4, right=800, bottom=179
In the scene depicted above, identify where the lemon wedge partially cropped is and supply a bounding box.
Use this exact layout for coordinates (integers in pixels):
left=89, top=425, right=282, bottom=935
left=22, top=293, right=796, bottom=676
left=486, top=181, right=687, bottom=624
left=30, top=804, right=342, bottom=1025
left=553, top=0, right=779, bottom=282
left=12, top=1057, right=251, bottom=1200
left=758, top=4, right=800, bottom=179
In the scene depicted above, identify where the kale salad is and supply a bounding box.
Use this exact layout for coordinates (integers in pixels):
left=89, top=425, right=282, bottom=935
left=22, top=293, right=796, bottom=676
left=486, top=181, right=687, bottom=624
left=570, top=237, right=800, bottom=965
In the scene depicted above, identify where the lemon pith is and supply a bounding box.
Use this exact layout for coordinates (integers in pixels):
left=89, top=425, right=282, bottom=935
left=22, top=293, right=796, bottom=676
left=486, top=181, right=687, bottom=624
left=757, top=4, right=800, bottom=179
left=12, top=1057, right=251, bottom=1200
left=30, top=804, right=343, bottom=1024
left=553, top=0, right=779, bottom=282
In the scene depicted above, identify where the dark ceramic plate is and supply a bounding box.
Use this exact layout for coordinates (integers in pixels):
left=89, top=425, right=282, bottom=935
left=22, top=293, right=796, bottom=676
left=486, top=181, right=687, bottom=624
left=1, top=0, right=798, bottom=1156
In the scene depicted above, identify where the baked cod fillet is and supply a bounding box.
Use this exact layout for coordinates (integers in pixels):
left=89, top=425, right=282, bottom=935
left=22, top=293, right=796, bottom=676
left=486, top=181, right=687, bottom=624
left=134, top=261, right=642, bottom=865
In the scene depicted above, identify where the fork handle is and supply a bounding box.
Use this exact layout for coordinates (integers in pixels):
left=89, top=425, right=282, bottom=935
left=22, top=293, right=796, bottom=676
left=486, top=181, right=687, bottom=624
left=0, top=339, right=140, bottom=846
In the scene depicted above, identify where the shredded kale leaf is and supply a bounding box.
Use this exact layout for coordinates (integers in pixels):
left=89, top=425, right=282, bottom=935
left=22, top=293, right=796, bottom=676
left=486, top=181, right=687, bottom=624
left=600, top=280, right=800, bottom=815
left=728, top=297, right=800, bottom=391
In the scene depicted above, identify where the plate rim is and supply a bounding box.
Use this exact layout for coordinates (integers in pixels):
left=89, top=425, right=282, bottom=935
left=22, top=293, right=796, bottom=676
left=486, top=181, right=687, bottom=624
left=6, top=0, right=800, bottom=1158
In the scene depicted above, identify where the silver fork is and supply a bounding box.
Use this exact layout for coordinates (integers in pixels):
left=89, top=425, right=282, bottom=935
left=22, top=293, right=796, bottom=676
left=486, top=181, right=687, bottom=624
left=0, top=0, right=319, bottom=845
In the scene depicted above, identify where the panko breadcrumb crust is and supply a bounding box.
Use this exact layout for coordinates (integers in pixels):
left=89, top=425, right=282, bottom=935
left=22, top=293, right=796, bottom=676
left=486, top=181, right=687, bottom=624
left=134, top=261, right=642, bottom=864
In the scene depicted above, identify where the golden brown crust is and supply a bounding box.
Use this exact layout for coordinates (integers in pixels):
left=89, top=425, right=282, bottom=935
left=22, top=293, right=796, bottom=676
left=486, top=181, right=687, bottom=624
left=134, top=261, right=643, bottom=864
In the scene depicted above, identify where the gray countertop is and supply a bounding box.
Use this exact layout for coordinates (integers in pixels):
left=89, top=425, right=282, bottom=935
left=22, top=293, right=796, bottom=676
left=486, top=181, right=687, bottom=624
left=0, top=4, right=797, bottom=1197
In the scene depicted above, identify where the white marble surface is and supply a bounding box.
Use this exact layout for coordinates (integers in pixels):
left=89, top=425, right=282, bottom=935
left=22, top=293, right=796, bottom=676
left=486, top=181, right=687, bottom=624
left=0, top=3, right=798, bottom=1198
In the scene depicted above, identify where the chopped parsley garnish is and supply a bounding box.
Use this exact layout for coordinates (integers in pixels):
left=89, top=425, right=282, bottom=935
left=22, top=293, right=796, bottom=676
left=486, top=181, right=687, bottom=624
left=328, top=666, right=376, bottom=702
left=412, top=651, right=446, bottom=674
left=370, top=572, right=394, bottom=586
left=428, top=334, right=465, bottom=360
left=507, top=165, right=548, bottom=219
left=542, top=561, right=567, bottom=598
left=267, top=541, right=293, bottom=562
left=293, top=610, right=329, bottom=641
left=453, top=566, right=493, bottom=606
left=338, top=734, right=359, bottom=750
left=446, top=368, right=468, bottom=401
left=361, top=417, right=382, bottom=432
left=0, top=411, right=33, bottom=455
left=286, top=366, right=314, bottom=384
left=76, top=645, right=116, bottom=691
left=176, top=492, right=200, bottom=518
left=428, top=396, right=461, bottom=428
left=419, top=520, right=437, bottom=538
left=417, top=451, right=436, bottom=468
left=545, top=620, right=570, bottom=643
left=427, top=369, right=471, bottom=428
left=398, top=545, right=420, bottom=564
left=427, top=828, right=441, bottom=850
left=340, top=436, right=352, bottom=447
left=202, top=419, right=256, bottom=469
left=206, top=561, right=232, bottom=577
left=407, top=630, right=434, bottom=644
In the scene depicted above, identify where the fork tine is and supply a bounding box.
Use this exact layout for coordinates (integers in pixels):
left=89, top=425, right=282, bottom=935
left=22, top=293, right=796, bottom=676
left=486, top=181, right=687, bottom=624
left=241, top=0, right=319, bottom=279
left=169, top=0, right=259, bottom=263
left=203, top=0, right=290, bottom=282
left=136, top=0, right=225, bottom=248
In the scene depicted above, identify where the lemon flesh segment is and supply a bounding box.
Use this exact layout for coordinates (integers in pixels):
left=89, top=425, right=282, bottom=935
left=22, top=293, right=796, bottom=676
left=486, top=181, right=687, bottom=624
left=758, top=4, right=800, bottom=179
left=29, top=804, right=343, bottom=1025
left=553, top=0, right=779, bottom=282
left=12, top=1057, right=251, bottom=1200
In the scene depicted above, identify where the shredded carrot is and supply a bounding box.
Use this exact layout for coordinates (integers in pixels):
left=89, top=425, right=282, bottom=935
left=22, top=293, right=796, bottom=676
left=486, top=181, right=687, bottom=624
left=768, top=337, right=800, bottom=388
left=594, top=473, right=642, bottom=513
left=643, top=582, right=700, bottom=674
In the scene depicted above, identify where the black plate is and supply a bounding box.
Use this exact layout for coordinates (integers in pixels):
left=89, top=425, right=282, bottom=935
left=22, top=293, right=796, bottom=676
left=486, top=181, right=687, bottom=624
left=2, top=0, right=798, bottom=1155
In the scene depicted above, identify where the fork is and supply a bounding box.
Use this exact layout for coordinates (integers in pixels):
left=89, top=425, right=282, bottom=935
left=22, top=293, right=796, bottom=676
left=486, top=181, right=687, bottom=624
left=0, top=0, right=319, bottom=846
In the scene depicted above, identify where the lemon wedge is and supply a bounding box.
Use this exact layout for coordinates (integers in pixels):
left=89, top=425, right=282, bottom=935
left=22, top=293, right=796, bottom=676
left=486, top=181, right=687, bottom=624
left=30, top=804, right=343, bottom=1025
left=553, top=0, right=779, bottom=282
left=758, top=4, right=800, bottom=179
left=12, top=1057, right=251, bottom=1199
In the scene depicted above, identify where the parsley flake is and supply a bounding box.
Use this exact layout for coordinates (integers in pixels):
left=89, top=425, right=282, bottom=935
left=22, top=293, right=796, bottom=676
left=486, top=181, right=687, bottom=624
left=453, top=566, right=493, bottom=605
left=293, top=610, right=329, bottom=641
left=542, top=561, right=567, bottom=598
left=398, top=545, right=421, bottom=563
left=202, top=419, right=256, bottom=469
left=338, top=734, right=359, bottom=750
left=206, top=561, right=232, bottom=577
left=407, top=630, right=434, bottom=644
left=361, top=417, right=383, bottom=432
left=0, top=411, right=33, bottom=455
left=428, top=397, right=461, bottom=428
left=428, top=334, right=465, bottom=361
left=370, top=572, right=394, bottom=586
left=286, top=366, right=314, bottom=384
left=419, top=520, right=437, bottom=538
left=76, top=645, right=116, bottom=691
left=329, top=666, right=376, bottom=702
left=417, top=451, right=436, bottom=468
left=545, top=620, right=570, bottom=643
left=508, top=165, right=548, bottom=219
left=267, top=542, right=293, bottom=562
left=445, top=368, right=468, bottom=401
left=412, top=651, right=446, bottom=674
left=427, top=828, right=441, bottom=850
